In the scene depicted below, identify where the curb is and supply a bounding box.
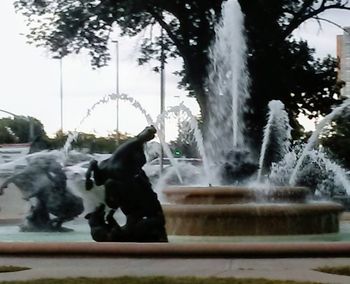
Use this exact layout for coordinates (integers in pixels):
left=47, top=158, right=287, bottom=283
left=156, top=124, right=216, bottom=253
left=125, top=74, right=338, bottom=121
left=1, top=242, right=350, bottom=258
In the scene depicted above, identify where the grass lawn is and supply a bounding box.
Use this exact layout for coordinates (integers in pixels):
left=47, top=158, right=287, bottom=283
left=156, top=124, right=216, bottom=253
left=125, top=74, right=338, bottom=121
left=0, top=276, right=321, bottom=284
left=0, top=266, right=30, bottom=273
left=315, top=265, right=350, bottom=276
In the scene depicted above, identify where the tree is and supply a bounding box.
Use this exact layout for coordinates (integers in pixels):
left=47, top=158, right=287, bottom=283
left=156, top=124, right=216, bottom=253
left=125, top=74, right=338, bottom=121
left=15, top=0, right=350, bottom=143
left=49, top=131, right=130, bottom=153
left=169, top=120, right=199, bottom=158
left=239, top=1, right=347, bottom=142
left=321, top=111, right=350, bottom=169
left=0, top=116, right=46, bottom=144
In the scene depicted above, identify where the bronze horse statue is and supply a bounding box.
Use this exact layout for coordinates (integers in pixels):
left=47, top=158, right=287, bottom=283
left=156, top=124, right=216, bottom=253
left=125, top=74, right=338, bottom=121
left=0, top=155, right=84, bottom=232
left=84, top=125, right=168, bottom=242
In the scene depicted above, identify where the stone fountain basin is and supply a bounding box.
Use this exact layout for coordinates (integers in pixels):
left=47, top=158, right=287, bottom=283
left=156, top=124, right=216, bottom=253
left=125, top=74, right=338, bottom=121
left=161, top=186, right=343, bottom=236
left=162, top=186, right=312, bottom=204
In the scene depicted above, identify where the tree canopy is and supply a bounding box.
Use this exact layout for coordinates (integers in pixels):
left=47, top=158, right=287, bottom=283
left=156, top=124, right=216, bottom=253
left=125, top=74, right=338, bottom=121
left=170, top=120, right=199, bottom=158
left=321, top=111, right=350, bottom=168
left=0, top=116, right=130, bottom=153
left=0, top=116, right=45, bottom=143
left=52, top=131, right=130, bottom=153
left=14, top=0, right=350, bottom=145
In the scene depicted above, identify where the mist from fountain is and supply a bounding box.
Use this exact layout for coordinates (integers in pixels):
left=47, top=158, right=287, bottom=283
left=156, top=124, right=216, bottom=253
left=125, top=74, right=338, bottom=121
left=257, top=100, right=292, bottom=182
left=289, top=98, right=350, bottom=186
left=61, top=92, right=184, bottom=183
left=205, top=0, right=250, bottom=168
left=269, top=143, right=350, bottom=197
left=155, top=103, right=214, bottom=185
left=307, top=149, right=350, bottom=195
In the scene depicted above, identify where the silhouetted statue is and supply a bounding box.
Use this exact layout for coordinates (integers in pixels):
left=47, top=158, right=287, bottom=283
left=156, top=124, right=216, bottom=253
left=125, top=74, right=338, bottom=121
left=85, top=125, right=168, bottom=242
left=85, top=204, right=122, bottom=242
left=85, top=125, right=157, bottom=188
left=0, top=156, right=84, bottom=232
left=85, top=203, right=167, bottom=242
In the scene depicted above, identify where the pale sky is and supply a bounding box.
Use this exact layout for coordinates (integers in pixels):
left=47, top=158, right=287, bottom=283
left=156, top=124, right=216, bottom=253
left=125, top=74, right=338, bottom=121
left=0, top=0, right=349, bottom=140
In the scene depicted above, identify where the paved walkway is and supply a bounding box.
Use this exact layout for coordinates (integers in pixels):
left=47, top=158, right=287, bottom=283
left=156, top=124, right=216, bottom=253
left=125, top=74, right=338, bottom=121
left=1, top=256, right=350, bottom=283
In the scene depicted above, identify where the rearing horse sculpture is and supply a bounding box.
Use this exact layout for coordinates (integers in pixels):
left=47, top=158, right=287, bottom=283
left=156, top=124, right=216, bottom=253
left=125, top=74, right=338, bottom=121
left=0, top=156, right=84, bottom=232
left=84, top=125, right=168, bottom=242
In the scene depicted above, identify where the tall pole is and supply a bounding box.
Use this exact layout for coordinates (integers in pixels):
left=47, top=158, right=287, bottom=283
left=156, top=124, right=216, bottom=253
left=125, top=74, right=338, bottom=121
left=29, top=118, right=34, bottom=141
left=160, top=28, right=166, bottom=172
left=112, top=40, right=120, bottom=144
left=59, top=57, right=64, bottom=133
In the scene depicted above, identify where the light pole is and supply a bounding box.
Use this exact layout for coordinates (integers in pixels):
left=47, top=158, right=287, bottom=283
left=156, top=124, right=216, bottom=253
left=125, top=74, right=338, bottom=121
left=160, top=28, right=166, bottom=172
left=59, top=57, right=64, bottom=133
left=112, top=40, right=120, bottom=144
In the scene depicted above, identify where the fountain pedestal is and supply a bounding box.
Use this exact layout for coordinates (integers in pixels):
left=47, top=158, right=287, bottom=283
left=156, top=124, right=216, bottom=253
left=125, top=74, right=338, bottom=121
left=162, top=186, right=343, bottom=236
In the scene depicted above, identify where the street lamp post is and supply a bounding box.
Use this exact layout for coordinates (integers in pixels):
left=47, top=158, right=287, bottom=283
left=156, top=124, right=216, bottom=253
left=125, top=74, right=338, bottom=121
left=112, top=40, right=120, bottom=144
left=160, top=28, right=166, bottom=172
left=59, top=57, right=64, bottom=133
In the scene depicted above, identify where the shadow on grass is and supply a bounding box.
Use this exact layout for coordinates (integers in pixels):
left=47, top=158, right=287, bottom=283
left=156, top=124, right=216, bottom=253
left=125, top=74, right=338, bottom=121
left=0, top=266, right=31, bottom=273
left=315, top=265, right=350, bottom=277
left=0, top=276, right=321, bottom=284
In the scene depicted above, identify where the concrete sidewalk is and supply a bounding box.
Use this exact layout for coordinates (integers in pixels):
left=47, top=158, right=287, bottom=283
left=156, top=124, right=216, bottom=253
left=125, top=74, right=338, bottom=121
left=1, top=256, right=350, bottom=284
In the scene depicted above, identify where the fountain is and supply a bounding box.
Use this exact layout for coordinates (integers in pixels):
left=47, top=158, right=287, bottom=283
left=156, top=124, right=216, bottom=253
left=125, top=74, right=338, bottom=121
left=158, top=0, right=347, bottom=237
left=160, top=97, right=347, bottom=235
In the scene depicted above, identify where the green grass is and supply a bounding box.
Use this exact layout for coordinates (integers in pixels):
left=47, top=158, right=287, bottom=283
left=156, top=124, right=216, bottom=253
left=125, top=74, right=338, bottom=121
left=0, top=266, right=31, bottom=273
left=0, top=276, right=321, bottom=284
left=315, top=265, right=350, bottom=276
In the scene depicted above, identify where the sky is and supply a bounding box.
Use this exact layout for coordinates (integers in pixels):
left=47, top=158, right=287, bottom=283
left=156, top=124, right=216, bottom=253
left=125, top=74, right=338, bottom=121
left=0, top=0, right=349, bottom=140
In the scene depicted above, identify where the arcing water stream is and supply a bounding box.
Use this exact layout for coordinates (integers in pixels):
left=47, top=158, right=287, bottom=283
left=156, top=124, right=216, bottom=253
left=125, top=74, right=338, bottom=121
left=206, top=0, right=250, bottom=164
left=289, top=98, right=350, bottom=186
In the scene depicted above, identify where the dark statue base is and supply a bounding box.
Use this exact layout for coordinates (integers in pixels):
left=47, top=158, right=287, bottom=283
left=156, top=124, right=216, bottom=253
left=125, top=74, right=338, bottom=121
left=85, top=204, right=168, bottom=242
left=20, top=224, right=74, bottom=233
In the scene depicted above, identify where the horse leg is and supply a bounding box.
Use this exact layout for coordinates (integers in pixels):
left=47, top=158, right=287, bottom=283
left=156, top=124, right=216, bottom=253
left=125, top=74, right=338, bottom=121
left=21, top=199, right=51, bottom=231
left=104, top=179, right=123, bottom=209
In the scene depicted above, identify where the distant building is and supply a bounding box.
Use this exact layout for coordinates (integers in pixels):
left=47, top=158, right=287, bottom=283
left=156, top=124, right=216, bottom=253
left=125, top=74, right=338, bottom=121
left=337, top=27, right=350, bottom=98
